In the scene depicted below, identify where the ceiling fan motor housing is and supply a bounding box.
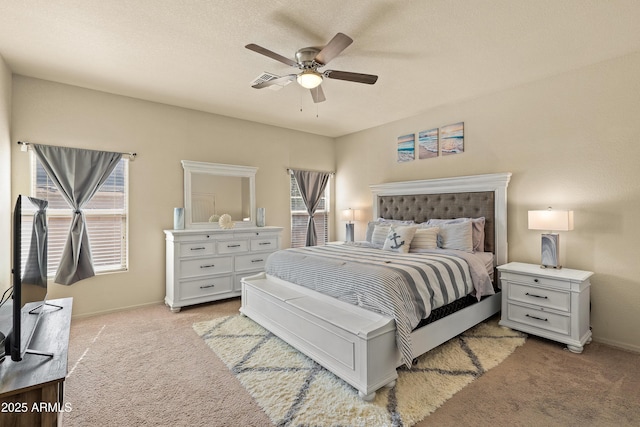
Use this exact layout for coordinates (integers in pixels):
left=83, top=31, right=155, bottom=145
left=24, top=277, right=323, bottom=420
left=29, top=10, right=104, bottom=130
left=295, top=47, right=321, bottom=68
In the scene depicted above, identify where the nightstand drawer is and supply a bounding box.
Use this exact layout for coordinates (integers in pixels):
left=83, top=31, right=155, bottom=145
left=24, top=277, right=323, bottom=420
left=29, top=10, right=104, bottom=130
left=508, top=282, right=570, bottom=312
left=507, top=303, right=570, bottom=336
left=500, top=271, right=569, bottom=291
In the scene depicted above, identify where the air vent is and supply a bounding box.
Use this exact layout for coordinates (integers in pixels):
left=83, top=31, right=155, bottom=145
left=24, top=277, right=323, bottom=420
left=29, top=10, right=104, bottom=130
left=250, top=72, right=292, bottom=91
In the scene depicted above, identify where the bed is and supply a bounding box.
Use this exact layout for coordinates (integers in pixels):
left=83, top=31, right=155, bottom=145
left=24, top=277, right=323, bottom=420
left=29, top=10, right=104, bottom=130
left=240, top=172, right=511, bottom=400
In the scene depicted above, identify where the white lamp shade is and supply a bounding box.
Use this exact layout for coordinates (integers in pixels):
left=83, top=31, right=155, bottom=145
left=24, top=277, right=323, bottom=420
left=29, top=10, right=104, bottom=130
left=528, top=210, right=574, bottom=231
left=341, top=208, right=355, bottom=222
left=297, top=70, right=323, bottom=89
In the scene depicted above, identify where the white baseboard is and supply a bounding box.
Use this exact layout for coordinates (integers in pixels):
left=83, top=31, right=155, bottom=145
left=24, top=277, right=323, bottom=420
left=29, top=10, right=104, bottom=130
left=592, top=335, right=640, bottom=354
left=71, top=300, right=165, bottom=319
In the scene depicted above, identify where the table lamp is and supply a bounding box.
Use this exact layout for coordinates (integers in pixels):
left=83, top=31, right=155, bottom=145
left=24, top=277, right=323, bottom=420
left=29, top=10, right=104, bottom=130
left=528, top=208, right=574, bottom=269
left=342, top=208, right=356, bottom=242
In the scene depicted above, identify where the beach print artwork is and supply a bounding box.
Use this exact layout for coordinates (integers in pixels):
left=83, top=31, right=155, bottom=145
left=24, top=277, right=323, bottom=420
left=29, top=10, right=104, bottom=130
left=440, top=122, right=464, bottom=155
left=397, top=134, right=415, bottom=162
left=418, top=128, right=438, bottom=159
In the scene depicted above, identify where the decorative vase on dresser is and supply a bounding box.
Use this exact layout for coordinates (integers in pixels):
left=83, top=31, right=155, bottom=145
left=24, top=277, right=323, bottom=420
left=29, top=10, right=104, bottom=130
left=497, top=262, right=594, bottom=353
left=164, top=226, right=282, bottom=312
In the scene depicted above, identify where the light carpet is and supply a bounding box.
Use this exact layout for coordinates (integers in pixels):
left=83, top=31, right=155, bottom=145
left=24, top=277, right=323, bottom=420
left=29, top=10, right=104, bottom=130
left=193, top=315, right=525, bottom=427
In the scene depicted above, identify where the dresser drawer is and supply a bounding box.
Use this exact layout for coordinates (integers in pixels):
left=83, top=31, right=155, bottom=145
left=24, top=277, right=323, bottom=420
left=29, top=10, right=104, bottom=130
left=175, top=233, right=217, bottom=243
left=235, top=253, right=268, bottom=272
left=180, top=256, right=233, bottom=278
left=217, top=240, right=249, bottom=254
left=508, top=282, right=570, bottom=312
left=250, top=237, right=278, bottom=252
left=180, top=275, right=234, bottom=300
left=180, top=242, right=215, bottom=257
left=500, top=271, right=570, bottom=291
left=507, top=303, right=570, bottom=336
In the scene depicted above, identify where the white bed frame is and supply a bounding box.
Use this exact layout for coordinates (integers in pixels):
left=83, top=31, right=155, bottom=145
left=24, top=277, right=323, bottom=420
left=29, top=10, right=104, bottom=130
left=241, top=173, right=511, bottom=400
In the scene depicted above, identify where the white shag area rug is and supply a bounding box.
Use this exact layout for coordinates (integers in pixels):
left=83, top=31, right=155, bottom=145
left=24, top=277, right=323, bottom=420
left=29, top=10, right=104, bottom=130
left=193, top=315, right=525, bottom=427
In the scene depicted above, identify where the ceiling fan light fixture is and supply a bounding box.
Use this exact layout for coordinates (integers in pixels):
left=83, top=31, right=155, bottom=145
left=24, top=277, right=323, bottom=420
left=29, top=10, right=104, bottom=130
left=297, top=70, right=323, bottom=89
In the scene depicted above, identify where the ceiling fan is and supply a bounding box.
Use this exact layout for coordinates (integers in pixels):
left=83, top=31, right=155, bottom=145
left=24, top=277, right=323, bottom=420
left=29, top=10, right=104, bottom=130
left=245, top=32, right=378, bottom=103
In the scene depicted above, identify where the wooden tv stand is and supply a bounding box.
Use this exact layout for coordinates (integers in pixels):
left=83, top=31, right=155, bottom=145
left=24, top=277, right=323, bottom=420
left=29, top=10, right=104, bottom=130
left=0, top=297, right=73, bottom=427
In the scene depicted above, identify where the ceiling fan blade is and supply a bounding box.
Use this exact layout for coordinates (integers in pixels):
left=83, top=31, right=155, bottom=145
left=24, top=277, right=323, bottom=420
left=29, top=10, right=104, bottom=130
left=245, top=44, right=298, bottom=67
left=251, top=74, right=296, bottom=89
left=314, top=33, right=353, bottom=65
left=310, top=85, right=326, bottom=103
left=324, top=70, right=378, bottom=85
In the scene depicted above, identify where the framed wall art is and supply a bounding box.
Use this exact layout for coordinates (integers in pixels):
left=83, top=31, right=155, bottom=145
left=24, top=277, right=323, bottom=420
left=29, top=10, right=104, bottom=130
left=397, top=133, right=415, bottom=162
left=440, top=122, right=464, bottom=155
left=418, top=128, right=438, bottom=159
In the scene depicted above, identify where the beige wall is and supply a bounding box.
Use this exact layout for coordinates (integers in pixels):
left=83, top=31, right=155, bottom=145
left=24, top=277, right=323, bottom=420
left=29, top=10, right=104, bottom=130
left=0, top=55, right=11, bottom=292
left=10, top=76, right=335, bottom=316
left=335, top=52, right=640, bottom=352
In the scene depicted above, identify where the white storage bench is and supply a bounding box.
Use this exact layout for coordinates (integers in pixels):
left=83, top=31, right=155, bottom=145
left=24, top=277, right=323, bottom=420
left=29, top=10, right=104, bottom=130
left=240, top=272, right=399, bottom=400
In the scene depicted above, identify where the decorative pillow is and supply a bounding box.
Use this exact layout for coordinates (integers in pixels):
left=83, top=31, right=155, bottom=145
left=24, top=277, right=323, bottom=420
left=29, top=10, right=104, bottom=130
left=436, top=221, right=474, bottom=252
left=410, top=227, right=439, bottom=251
left=427, top=217, right=485, bottom=252
left=365, top=218, right=415, bottom=242
left=371, top=224, right=391, bottom=247
left=382, top=226, right=417, bottom=253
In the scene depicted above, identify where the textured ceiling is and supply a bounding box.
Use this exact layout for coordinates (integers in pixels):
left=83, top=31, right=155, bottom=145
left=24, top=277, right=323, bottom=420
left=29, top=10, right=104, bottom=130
left=1, top=0, right=640, bottom=138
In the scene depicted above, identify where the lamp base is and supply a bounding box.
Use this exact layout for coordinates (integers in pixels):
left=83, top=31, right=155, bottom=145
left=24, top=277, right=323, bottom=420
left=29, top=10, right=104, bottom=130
left=540, top=233, right=561, bottom=269
left=345, top=223, right=354, bottom=242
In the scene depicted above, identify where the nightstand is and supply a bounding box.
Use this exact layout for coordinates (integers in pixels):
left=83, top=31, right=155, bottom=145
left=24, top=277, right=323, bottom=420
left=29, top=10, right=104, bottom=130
left=497, top=262, right=593, bottom=353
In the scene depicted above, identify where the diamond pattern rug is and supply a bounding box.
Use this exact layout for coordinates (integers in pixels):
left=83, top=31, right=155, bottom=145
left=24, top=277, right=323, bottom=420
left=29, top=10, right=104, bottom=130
left=193, top=315, right=525, bottom=427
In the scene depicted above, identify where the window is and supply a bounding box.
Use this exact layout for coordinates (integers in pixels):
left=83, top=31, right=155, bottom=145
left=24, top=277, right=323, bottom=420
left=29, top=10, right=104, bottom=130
left=23, top=154, right=129, bottom=276
left=290, top=174, right=329, bottom=247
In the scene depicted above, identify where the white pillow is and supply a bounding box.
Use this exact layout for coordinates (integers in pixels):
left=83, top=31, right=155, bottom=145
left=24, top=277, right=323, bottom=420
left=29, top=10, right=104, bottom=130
left=427, top=217, right=485, bottom=252
left=437, top=221, right=474, bottom=252
left=371, top=224, right=391, bottom=247
left=383, top=226, right=417, bottom=253
left=410, top=227, right=439, bottom=251
left=365, top=218, right=415, bottom=242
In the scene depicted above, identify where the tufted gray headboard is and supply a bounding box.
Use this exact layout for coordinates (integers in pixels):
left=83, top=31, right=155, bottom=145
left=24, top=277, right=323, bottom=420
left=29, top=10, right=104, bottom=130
left=377, top=191, right=495, bottom=254
left=369, top=173, right=511, bottom=267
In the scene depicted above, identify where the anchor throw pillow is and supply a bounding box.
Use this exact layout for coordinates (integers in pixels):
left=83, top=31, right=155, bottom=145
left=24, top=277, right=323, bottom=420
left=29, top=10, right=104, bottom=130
left=382, top=225, right=418, bottom=253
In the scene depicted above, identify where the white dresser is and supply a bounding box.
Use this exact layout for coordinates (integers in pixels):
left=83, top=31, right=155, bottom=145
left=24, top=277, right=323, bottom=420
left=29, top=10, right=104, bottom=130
left=497, top=262, right=593, bottom=353
left=164, top=226, right=282, bottom=312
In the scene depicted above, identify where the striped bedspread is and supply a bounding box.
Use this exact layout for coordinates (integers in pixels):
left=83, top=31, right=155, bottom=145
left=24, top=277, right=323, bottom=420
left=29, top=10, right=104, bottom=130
left=264, top=244, right=483, bottom=367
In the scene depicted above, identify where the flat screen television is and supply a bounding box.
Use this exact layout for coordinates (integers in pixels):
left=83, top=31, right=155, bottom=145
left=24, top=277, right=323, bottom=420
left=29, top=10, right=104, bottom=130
left=4, top=195, right=56, bottom=362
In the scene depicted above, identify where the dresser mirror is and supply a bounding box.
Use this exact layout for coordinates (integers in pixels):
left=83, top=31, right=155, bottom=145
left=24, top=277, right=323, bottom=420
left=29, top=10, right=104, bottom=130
left=182, top=160, right=257, bottom=229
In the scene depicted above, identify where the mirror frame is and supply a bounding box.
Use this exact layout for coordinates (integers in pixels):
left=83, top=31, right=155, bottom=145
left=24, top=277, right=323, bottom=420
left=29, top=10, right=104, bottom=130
left=182, top=160, right=257, bottom=229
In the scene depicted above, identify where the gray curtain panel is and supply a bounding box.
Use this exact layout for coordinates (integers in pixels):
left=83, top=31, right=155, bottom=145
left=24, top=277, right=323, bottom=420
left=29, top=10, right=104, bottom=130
left=32, top=144, right=122, bottom=285
left=291, top=169, right=331, bottom=246
left=22, top=197, right=48, bottom=288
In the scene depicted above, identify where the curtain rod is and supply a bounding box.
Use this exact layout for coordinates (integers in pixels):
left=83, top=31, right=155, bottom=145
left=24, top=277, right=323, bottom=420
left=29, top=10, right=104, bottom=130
left=17, top=141, right=137, bottom=160
left=287, top=168, right=335, bottom=176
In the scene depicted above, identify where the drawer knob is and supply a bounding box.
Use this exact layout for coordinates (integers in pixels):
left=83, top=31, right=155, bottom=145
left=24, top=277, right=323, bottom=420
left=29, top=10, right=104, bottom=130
left=251, top=259, right=264, bottom=263
left=199, top=284, right=215, bottom=289
left=534, top=279, right=539, bottom=283
left=525, top=313, right=548, bottom=322
left=259, top=242, right=271, bottom=246
left=190, top=247, right=206, bottom=251
left=525, top=292, right=548, bottom=299
left=200, top=264, right=215, bottom=269
left=227, top=244, right=241, bottom=248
